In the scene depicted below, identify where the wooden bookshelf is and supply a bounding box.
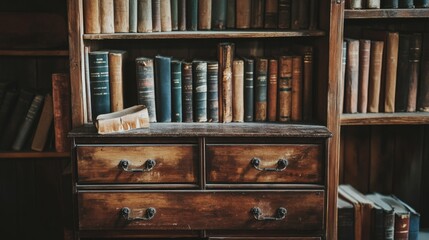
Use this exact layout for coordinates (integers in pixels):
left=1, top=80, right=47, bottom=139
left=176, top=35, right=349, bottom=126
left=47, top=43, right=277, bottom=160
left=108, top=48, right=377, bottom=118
left=341, top=112, right=429, bottom=125
left=0, top=49, right=69, bottom=56
left=345, top=8, right=429, bottom=19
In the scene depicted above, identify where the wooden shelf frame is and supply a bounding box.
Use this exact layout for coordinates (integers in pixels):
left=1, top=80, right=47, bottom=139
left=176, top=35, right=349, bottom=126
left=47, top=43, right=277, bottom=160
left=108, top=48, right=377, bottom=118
left=341, top=112, right=429, bottom=125
left=345, top=8, right=429, bottom=19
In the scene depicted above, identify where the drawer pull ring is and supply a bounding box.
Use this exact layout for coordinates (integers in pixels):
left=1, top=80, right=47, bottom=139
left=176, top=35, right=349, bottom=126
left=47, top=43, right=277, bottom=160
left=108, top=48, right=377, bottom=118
left=119, top=159, right=156, bottom=172
left=121, top=207, right=156, bottom=221
left=251, top=207, right=287, bottom=221
left=250, top=158, right=288, bottom=172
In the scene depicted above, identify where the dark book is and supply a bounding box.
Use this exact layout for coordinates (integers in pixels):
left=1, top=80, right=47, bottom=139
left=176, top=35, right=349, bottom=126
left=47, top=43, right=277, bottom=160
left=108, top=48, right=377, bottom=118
left=278, top=56, right=292, bottom=122
left=100, top=0, right=115, bottom=33
left=243, top=57, right=254, bottom=122
left=171, top=60, right=182, bottom=122
left=108, top=50, right=127, bottom=112
left=0, top=89, right=19, bottom=135
left=178, top=0, right=187, bottom=31
left=399, top=0, right=415, bottom=8
left=308, top=0, right=318, bottom=30
left=236, top=0, right=251, bottom=29
left=226, top=0, right=236, bottom=28
left=376, top=194, right=411, bottom=240
left=152, top=0, right=161, bottom=32
left=207, top=61, right=219, bottom=122
left=232, top=59, right=244, bottom=122
left=155, top=55, right=172, bottom=122
left=114, top=0, right=129, bottom=33
left=193, top=61, right=208, bottom=122
left=186, top=0, right=198, bottom=31
left=358, top=39, right=370, bottom=113
left=0, top=81, right=14, bottom=106
left=89, top=51, right=111, bottom=120
left=366, top=193, right=395, bottom=240
left=129, top=0, right=138, bottom=32
left=161, top=0, right=172, bottom=31
left=251, top=0, right=265, bottom=29
left=212, top=0, right=227, bottom=30
left=395, top=34, right=410, bottom=112
left=406, top=33, right=422, bottom=112
left=298, top=0, right=310, bottom=29
left=392, top=195, right=420, bottom=240
left=12, top=94, right=44, bottom=151
left=171, top=0, right=179, bottom=30
left=52, top=73, right=72, bottom=153
left=267, top=58, right=278, bottom=122
left=254, top=58, right=268, bottom=122
left=264, top=0, right=278, bottom=29
left=291, top=55, right=303, bottom=121
left=297, top=45, right=314, bottom=121
left=344, top=38, right=359, bottom=114
left=182, top=62, right=193, bottom=122
left=368, top=40, right=384, bottom=113
left=135, top=57, right=157, bottom=122
left=290, top=0, right=300, bottom=30
left=31, top=94, right=54, bottom=152
left=418, top=33, right=429, bottom=112
left=199, top=0, right=212, bottom=30
left=278, top=0, right=291, bottom=29
left=337, top=197, right=355, bottom=240
left=218, top=42, right=235, bottom=123
left=137, top=0, right=152, bottom=32
left=415, top=0, right=429, bottom=7
left=381, top=0, right=399, bottom=8
left=83, top=0, right=101, bottom=34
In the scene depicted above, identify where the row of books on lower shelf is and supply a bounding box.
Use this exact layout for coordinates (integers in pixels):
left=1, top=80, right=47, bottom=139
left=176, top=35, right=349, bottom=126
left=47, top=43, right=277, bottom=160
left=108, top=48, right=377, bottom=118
left=346, top=0, right=429, bottom=9
left=338, top=184, right=420, bottom=240
left=0, top=74, right=71, bottom=152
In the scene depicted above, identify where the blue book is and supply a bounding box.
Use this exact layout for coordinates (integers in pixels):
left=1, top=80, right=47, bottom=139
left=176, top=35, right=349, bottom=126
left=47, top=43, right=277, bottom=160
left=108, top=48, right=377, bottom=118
left=171, top=60, right=182, bottom=122
left=155, top=55, right=172, bottom=122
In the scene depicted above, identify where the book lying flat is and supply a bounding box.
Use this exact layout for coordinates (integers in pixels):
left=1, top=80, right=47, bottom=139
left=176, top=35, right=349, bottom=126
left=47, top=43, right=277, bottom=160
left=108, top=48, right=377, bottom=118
left=95, top=105, right=149, bottom=134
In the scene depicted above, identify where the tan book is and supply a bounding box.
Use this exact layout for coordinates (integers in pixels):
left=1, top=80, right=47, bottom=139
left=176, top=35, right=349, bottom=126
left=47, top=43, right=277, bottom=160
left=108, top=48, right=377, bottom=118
left=291, top=55, right=303, bottom=121
left=232, top=59, right=244, bottom=122
left=31, top=94, right=53, bottom=152
left=114, top=0, right=129, bottom=32
left=236, top=0, right=251, bottom=29
left=344, top=38, right=359, bottom=114
left=358, top=39, right=370, bottom=113
left=100, top=0, right=114, bottom=33
left=218, top=42, right=235, bottom=123
left=95, top=105, right=149, bottom=134
left=108, top=50, right=127, bottom=112
left=152, top=0, right=161, bottom=32
left=267, top=59, right=278, bottom=122
left=368, top=40, right=384, bottom=113
left=137, top=0, right=152, bottom=32
left=198, top=0, right=212, bottom=30
left=83, top=0, right=101, bottom=34
left=264, top=0, right=278, bottom=29
left=384, top=32, right=399, bottom=112
left=160, top=0, right=172, bottom=32
left=278, top=56, right=292, bottom=122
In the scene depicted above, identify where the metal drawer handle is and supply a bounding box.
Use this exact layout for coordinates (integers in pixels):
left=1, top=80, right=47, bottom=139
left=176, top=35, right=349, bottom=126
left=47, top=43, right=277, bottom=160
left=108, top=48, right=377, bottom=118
left=119, top=159, right=156, bottom=172
left=250, top=158, right=288, bottom=172
left=121, top=207, right=156, bottom=221
left=251, top=207, right=287, bottom=221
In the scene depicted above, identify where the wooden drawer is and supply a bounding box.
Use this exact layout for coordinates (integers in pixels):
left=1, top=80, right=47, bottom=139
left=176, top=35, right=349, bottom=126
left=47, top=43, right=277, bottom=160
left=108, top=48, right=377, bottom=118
left=206, top=144, right=323, bottom=184
left=78, top=191, right=324, bottom=231
left=76, top=145, right=198, bottom=184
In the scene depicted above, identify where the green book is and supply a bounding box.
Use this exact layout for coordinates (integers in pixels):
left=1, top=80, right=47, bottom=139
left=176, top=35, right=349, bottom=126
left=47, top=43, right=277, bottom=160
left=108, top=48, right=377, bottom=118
left=212, top=0, right=227, bottom=30
left=186, top=0, right=198, bottom=30
left=171, top=0, right=179, bottom=30
left=171, top=60, right=182, bottom=122
left=88, top=51, right=111, bottom=121
left=207, top=61, right=219, bottom=122
left=192, top=61, right=208, bottom=122
left=155, top=55, right=172, bottom=122
left=243, top=57, right=254, bottom=122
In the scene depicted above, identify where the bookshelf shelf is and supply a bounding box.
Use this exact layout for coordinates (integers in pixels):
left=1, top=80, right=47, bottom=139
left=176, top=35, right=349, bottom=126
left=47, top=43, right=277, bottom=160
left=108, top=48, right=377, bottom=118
left=341, top=112, right=429, bottom=125
left=0, top=49, right=69, bottom=57
left=345, top=8, right=429, bottom=19
left=0, top=151, right=70, bottom=159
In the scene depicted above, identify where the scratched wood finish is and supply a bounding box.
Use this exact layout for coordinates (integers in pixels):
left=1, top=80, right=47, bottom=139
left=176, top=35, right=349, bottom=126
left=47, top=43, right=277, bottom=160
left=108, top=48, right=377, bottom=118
left=78, top=191, right=324, bottom=231
left=206, top=144, right=323, bottom=184
left=77, top=145, right=198, bottom=183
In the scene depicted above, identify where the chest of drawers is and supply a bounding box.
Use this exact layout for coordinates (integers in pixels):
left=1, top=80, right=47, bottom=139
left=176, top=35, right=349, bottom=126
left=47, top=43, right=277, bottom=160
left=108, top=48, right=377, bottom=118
left=69, top=123, right=331, bottom=239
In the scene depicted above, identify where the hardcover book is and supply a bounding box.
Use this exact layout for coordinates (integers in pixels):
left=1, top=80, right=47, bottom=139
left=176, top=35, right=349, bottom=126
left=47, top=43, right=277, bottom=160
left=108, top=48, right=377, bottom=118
left=382, top=0, right=399, bottom=8
left=155, top=55, right=172, bottom=122
left=366, top=193, right=395, bottom=240
left=171, top=60, right=182, bottom=122
left=291, top=56, right=303, bottom=121
left=113, top=0, right=129, bottom=33
left=415, top=0, right=429, bottom=7
left=368, top=40, right=384, bottom=113
left=178, top=0, right=187, bottom=31
left=88, top=51, right=111, bottom=120
left=278, top=56, right=292, bottom=122
left=236, top=0, right=251, bottom=29
left=278, top=0, right=291, bottom=29
left=31, top=94, right=54, bottom=152
left=264, top=0, right=278, bottom=29
left=267, top=58, right=278, bottom=122
left=232, top=59, right=244, bottom=122
left=100, top=0, right=114, bottom=33
left=392, top=195, right=420, bottom=240
left=0, top=89, right=19, bottom=135
left=399, top=0, right=414, bottom=8
left=137, top=0, right=152, bottom=33
left=212, top=0, right=227, bottom=30
left=337, top=197, right=355, bottom=240
left=207, top=61, right=219, bottom=122
left=251, top=0, right=265, bottom=28
left=226, top=0, right=236, bottom=28
left=218, top=42, right=235, bottom=123
left=254, top=58, right=268, bottom=122
left=135, top=57, right=157, bottom=122
left=129, top=0, right=138, bottom=32
left=182, top=62, right=193, bottom=122
left=52, top=73, right=72, bottom=153
left=344, top=38, right=359, bottom=114
left=83, top=0, right=101, bottom=34
left=395, top=34, right=410, bottom=112
left=186, top=0, right=198, bottom=31
left=160, top=0, right=172, bottom=32
left=171, top=0, right=179, bottom=30
left=192, top=61, right=208, bottom=122
left=376, top=194, right=411, bottom=240
left=406, top=33, right=422, bottom=112
left=418, top=33, right=429, bottom=112
left=199, top=0, right=212, bottom=30
left=152, top=0, right=161, bottom=32
left=243, top=57, right=254, bottom=122
left=358, top=39, right=370, bottom=113
left=108, top=50, right=126, bottom=112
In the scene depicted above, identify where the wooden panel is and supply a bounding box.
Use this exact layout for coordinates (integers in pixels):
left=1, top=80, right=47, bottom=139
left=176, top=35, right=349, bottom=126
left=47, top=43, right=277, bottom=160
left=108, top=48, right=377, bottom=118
left=78, top=191, right=324, bottom=231
left=421, top=126, right=429, bottom=228
left=76, top=145, right=198, bottom=183
left=206, top=144, right=323, bottom=184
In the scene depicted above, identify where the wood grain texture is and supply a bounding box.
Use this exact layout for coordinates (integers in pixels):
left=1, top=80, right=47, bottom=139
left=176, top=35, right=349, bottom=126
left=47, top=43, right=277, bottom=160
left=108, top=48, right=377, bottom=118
left=345, top=8, right=429, bottom=18
left=341, top=112, right=429, bottom=125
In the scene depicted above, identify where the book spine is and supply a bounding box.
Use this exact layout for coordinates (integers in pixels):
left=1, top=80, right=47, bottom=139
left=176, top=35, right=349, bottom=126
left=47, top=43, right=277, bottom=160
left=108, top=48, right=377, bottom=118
left=298, top=0, right=310, bottom=29
left=367, top=0, right=381, bottom=8
left=399, top=0, right=415, bottom=8
left=406, top=33, right=422, bottom=112
left=394, top=213, right=410, bottom=239
left=344, top=39, right=359, bottom=114
left=395, top=34, right=410, bottom=112
left=308, top=0, right=318, bottom=30
left=193, top=61, right=208, bottom=122
left=182, top=62, right=193, bottom=122
left=384, top=211, right=395, bottom=240
left=340, top=41, right=347, bottom=114
left=251, top=0, right=265, bottom=28
left=212, top=0, right=227, bottom=30
left=358, top=39, right=371, bottom=113
left=155, top=56, right=172, bottom=122
left=207, top=61, right=219, bottom=122
left=418, top=33, right=429, bottom=112
left=236, top=0, right=251, bottom=29
left=171, top=0, right=179, bottom=30
left=108, top=51, right=126, bottom=112
left=161, top=0, right=172, bottom=32
left=135, top=57, right=157, bottom=122
left=267, top=59, right=278, bottom=122
left=218, top=42, right=235, bottom=123
left=114, top=0, right=129, bottom=32
left=52, top=74, right=72, bottom=153
left=278, top=56, right=292, bottom=122
left=171, top=60, right=182, bottom=122
left=415, top=0, right=429, bottom=7
left=291, top=56, right=303, bottom=121
left=301, top=46, right=313, bottom=121
left=264, top=0, right=278, bottom=29
left=384, top=32, right=399, bottom=113
left=290, top=0, right=300, bottom=30
left=129, top=0, right=138, bottom=32
left=100, top=0, right=115, bottom=33
left=243, top=58, right=254, bottom=122
left=338, top=207, right=354, bottom=240
left=31, top=94, right=53, bottom=152
left=199, top=0, right=212, bottom=30
left=368, top=41, right=384, bottom=113
left=254, top=58, right=268, bottom=122
left=232, top=59, right=244, bottom=122
left=346, top=0, right=363, bottom=9
left=226, top=0, right=236, bottom=28
left=137, top=0, right=152, bottom=32
left=0, top=90, right=19, bottom=135
left=278, top=0, right=291, bottom=29
left=382, top=0, right=399, bottom=8
left=187, top=0, right=198, bottom=31
left=178, top=0, right=187, bottom=31
left=152, top=0, right=161, bottom=32
left=84, top=46, right=92, bottom=122
left=89, top=51, right=111, bottom=120
left=83, top=0, right=101, bottom=34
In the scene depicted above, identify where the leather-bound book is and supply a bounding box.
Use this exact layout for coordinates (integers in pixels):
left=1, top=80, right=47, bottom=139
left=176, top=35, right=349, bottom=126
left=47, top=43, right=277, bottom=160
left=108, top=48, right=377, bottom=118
left=344, top=38, right=359, bottom=114
left=278, top=56, right=292, bottom=122
left=0, top=90, right=18, bottom=135
left=254, top=58, right=268, bottom=122
left=296, top=45, right=313, bottom=121
left=337, top=197, right=355, bottom=240
left=226, top=0, right=236, bottom=29
left=114, top=0, right=129, bottom=32
left=399, top=0, right=415, bottom=8
left=298, top=0, right=309, bottom=29
left=243, top=57, right=254, bottom=122
left=366, top=193, right=395, bottom=240
left=83, top=0, right=101, bottom=34
left=186, top=0, right=198, bottom=31
left=308, top=0, right=318, bottom=30
left=395, top=34, right=410, bottom=112
left=192, top=61, right=208, bottom=122
left=392, top=195, right=420, bottom=240
left=89, top=51, right=111, bottom=120
left=100, top=0, right=114, bottom=33
left=182, top=62, right=193, bottom=122
left=367, top=0, right=381, bottom=8
left=178, top=0, right=187, bottom=31
left=267, top=59, right=278, bottom=122
left=290, top=0, right=300, bottom=30
left=368, top=40, right=384, bottom=113
left=415, top=0, right=429, bottom=7
left=199, top=0, right=212, bottom=30
left=31, top=94, right=53, bottom=152
left=346, top=0, right=362, bottom=9
left=137, top=0, right=152, bottom=32
left=52, top=74, right=72, bottom=153
left=278, top=0, right=291, bottom=29
left=108, top=50, right=126, bottom=112
left=160, top=0, right=172, bottom=32
left=207, top=61, right=219, bottom=122
left=382, top=0, right=399, bottom=8
left=358, top=39, right=370, bottom=113
left=155, top=55, right=172, bottom=122
left=418, top=33, right=429, bottom=112
left=171, top=0, right=179, bottom=30
left=406, top=33, right=422, bottom=112
left=232, top=59, right=244, bottom=122
left=212, top=0, right=227, bottom=30
left=291, top=56, right=303, bottom=121
left=129, top=0, right=138, bottom=32
left=171, top=60, right=182, bottom=122
left=135, top=57, right=157, bottom=122
left=236, top=0, right=251, bottom=29
left=152, top=0, right=161, bottom=32
left=264, top=0, right=278, bottom=29
left=218, top=42, right=234, bottom=123
left=251, top=0, right=265, bottom=29
left=376, top=194, right=411, bottom=240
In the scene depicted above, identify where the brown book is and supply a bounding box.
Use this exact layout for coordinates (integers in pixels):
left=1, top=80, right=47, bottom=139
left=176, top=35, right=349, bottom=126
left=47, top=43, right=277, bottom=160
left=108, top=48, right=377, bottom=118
left=137, top=0, right=152, bottom=33
left=418, top=33, right=429, bottom=112
left=376, top=194, right=411, bottom=240
left=198, top=0, right=212, bottom=30
left=264, top=0, right=278, bottom=29
left=267, top=59, right=278, bottom=122
left=160, top=0, right=172, bottom=32
left=251, top=0, right=265, bottom=28
left=232, top=59, right=244, bottom=122
left=308, top=0, right=318, bottom=30
left=52, top=73, right=71, bottom=153
left=178, top=0, right=187, bottom=31
left=296, top=45, right=313, bottom=121
left=95, top=105, right=149, bottom=134
left=218, top=42, right=235, bottom=123
left=255, top=58, right=268, bottom=121
left=278, top=56, right=292, bottom=122
left=31, top=94, right=53, bottom=152
left=358, top=39, right=370, bottom=113
left=290, top=0, right=300, bottom=30
left=236, top=0, right=251, bottom=29
left=291, top=56, right=303, bottom=121
left=114, top=0, right=129, bottom=33
left=344, top=38, right=359, bottom=114
left=278, top=0, right=291, bottom=29
left=298, top=0, right=310, bottom=29
left=100, top=0, right=114, bottom=33
left=108, top=50, right=126, bottom=112
left=83, top=0, right=101, bottom=34
left=368, top=40, right=384, bottom=113
left=152, top=0, right=161, bottom=32
left=407, top=33, right=422, bottom=112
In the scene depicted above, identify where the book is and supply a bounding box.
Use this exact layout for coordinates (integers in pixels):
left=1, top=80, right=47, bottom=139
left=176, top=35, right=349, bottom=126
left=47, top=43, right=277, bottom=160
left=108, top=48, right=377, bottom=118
left=88, top=51, right=111, bottom=120
left=152, top=0, right=161, bottom=32
left=399, top=0, right=415, bottom=8
left=264, top=0, right=278, bottom=29
left=0, top=81, right=14, bottom=107
left=366, top=193, right=395, bottom=240
left=278, top=56, right=292, bottom=122
left=344, top=38, right=359, bottom=114
left=254, top=58, right=268, bottom=122
left=392, top=195, right=420, bottom=240
left=251, top=0, right=265, bottom=28
left=358, top=39, right=370, bottom=113
left=83, top=0, right=101, bottom=34
left=182, top=62, right=193, bottom=122
left=267, top=58, right=278, bottom=122
left=31, top=94, right=54, bottom=152
left=415, top=0, right=429, bottom=7
left=308, top=0, right=318, bottom=30
left=155, top=55, right=172, bottom=122
left=368, top=40, right=384, bottom=113
left=212, top=0, right=227, bottom=30
left=395, top=34, right=410, bottom=112
left=278, top=0, right=291, bottom=29
left=100, top=0, right=114, bottom=33
left=114, top=0, right=129, bottom=33
left=406, top=33, right=422, bottom=112
left=160, top=0, right=172, bottom=32
left=178, top=0, right=187, bottom=31
left=171, top=0, right=179, bottom=30
left=243, top=57, right=254, bottom=122
left=84, top=46, right=93, bottom=122
left=291, top=56, right=303, bottom=121
left=137, top=0, right=152, bottom=33
left=382, top=0, right=399, bottom=8
left=0, top=89, right=19, bottom=135
left=340, top=41, right=347, bottom=114
left=367, top=0, right=381, bottom=8
left=236, top=0, right=251, bottom=29
left=108, top=50, right=126, bottom=112
left=218, top=42, right=234, bottom=123
left=337, top=197, right=355, bottom=240
left=52, top=73, right=72, bottom=153
left=207, top=61, right=219, bottom=122
left=290, top=0, right=300, bottom=29
left=418, top=33, right=429, bottom=112
left=298, top=0, right=310, bottom=29
left=297, top=45, right=314, bottom=121
left=376, top=194, right=411, bottom=240
left=95, top=105, right=149, bottom=134
left=135, top=57, right=157, bottom=122
left=129, top=0, right=138, bottom=32
left=192, top=61, right=208, bottom=122
left=12, top=94, right=45, bottom=151
left=232, top=59, right=244, bottom=122
left=186, top=0, right=198, bottom=31
left=198, top=0, right=212, bottom=30
left=171, top=60, right=182, bottom=122
left=226, top=0, right=236, bottom=28
left=346, top=0, right=363, bottom=9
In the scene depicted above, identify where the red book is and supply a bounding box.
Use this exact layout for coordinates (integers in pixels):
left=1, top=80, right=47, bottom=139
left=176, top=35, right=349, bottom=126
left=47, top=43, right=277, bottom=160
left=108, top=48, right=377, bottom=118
left=52, top=73, right=71, bottom=152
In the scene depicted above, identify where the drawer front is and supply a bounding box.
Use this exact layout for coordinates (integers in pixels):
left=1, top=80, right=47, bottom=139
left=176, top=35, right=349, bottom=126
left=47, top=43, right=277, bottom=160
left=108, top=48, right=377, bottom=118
left=76, top=145, right=198, bottom=183
left=78, top=191, right=324, bottom=231
left=206, top=144, right=323, bottom=183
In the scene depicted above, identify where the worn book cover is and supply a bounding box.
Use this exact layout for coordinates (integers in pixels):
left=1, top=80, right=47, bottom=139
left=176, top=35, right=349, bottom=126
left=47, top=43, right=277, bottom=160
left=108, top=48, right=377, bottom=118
left=100, top=0, right=114, bottom=33
left=114, top=0, right=129, bottom=33
left=83, top=0, right=101, bottom=34
left=135, top=57, right=157, bottom=122
left=52, top=73, right=71, bottom=153
left=95, top=105, right=149, bottom=134
left=31, top=94, right=53, bottom=152
left=108, top=50, right=126, bottom=112
left=232, top=59, right=244, bottom=122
